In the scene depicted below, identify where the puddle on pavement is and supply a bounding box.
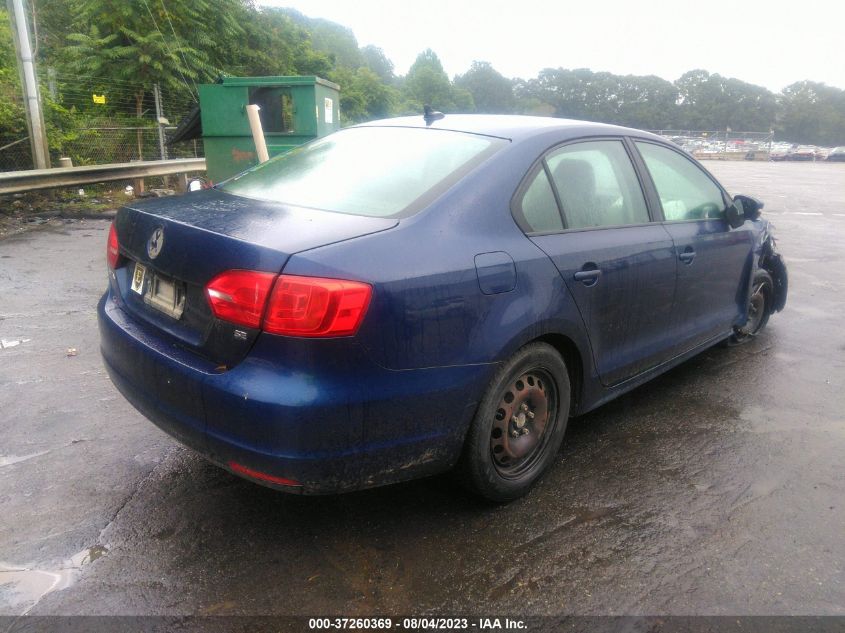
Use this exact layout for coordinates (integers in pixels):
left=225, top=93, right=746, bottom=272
left=0, top=451, right=50, bottom=468
left=0, top=546, right=107, bottom=615
left=0, top=338, right=31, bottom=350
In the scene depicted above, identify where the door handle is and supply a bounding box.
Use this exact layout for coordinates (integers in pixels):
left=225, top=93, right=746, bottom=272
left=678, top=248, right=696, bottom=264
left=574, top=269, right=602, bottom=286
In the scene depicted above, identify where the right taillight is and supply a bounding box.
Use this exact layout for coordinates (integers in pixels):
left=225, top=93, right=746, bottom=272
left=263, top=275, right=372, bottom=337
left=204, top=271, right=372, bottom=337
left=106, top=221, right=120, bottom=269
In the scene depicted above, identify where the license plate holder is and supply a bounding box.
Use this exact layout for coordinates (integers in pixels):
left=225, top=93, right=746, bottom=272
left=142, top=270, right=186, bottom=319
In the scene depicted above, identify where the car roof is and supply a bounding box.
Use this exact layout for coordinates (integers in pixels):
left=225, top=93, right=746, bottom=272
left=356, top=114, right=665, bottom=144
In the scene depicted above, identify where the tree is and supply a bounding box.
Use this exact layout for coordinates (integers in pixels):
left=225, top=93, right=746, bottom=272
left=675, top=70, right=777, bottom=132
left=330, top=66, right=396, bottom=123
left=226, top=7, right=332, bottom=77
left=281, top=8, right=362, bottom=69
left=454, top=61, right=515, bottom=113
left=60, top=0, right=247, bottom=157
left=1, top=6, right=83, bottom=168
left=517, top=68, right=608, bottom=121
left=779, top=81, right=845, bottom=145
left=11, top=0, right=845, bottom=162
left=611, top=74, right=678, bottom=129
left=403, top=49, right=473, bottom=113
left=0, top=8, right=27, bottom=143
left=361, top=45, right=394, bottom=83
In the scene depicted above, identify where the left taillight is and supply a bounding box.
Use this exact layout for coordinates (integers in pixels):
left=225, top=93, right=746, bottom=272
left=106, top=221, right=120, bottom=269
left=205, top=270, right=277, bottom=329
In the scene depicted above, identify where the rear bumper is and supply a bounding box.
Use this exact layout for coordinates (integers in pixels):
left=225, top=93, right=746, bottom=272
left=98, top=293, right=490, bottom=493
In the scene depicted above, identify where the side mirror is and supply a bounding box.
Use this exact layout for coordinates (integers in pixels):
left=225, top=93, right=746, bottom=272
left=733, top=194, right=764, bottom=221
left=725, top=201, right=745, bottom=229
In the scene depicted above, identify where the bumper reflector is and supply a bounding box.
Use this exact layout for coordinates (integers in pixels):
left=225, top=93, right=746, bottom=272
left=228, top=461, right=301, bottom=487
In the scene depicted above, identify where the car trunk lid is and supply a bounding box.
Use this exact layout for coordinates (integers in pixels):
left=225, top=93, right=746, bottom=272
left=113, top=188, right=397, bottom=366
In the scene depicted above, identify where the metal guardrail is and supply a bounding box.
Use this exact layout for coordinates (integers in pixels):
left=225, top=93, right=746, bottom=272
left=0, top=158, right=206, bottom=194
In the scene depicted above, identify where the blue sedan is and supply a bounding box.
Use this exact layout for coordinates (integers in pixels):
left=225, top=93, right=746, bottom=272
left=98, top=114, right=787, bottom=501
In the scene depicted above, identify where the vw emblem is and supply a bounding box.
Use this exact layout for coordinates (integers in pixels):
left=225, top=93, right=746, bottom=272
left=147, top=227, right=164, bottom=259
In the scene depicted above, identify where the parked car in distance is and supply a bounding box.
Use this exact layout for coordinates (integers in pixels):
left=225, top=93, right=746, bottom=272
left=826, top=147, right=845, bottom=161
left=769, top=147, right=791, bottom=161
left=99, top=114, right=788, bottom=502
left=787, top=145, right=818, bottom=161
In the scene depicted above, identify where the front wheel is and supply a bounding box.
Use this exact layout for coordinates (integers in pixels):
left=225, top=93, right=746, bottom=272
left=730, top=269, right=773, bottom=344
left=458, top=343, right=570, bottom=502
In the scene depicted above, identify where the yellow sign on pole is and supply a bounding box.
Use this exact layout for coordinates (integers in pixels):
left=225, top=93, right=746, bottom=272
left=92, top=94, right=106, bottom=105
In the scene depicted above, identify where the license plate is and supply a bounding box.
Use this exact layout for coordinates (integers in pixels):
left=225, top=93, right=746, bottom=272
left=131, top=263, right=147, bottom=294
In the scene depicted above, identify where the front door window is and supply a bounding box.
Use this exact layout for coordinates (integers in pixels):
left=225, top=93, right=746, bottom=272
left=635, top=142, right=726, bottom=220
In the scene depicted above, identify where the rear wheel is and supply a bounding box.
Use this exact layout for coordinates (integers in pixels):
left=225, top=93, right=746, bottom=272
left=730, top=270, right=773, bottom=344
left=459, top=343, right=570, bottom=502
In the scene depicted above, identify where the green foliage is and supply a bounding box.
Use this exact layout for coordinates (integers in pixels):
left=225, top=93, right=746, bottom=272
left=0, top=8, right=27, bottom=139
left=3, top=0, right=845, bottom=162
left=233, top=8, right=332, bottom=77
left=43, top=98, right=82, bottom=155
left=0, top=8, right=15, bottom=69
left=516, top=66, right=794, bottom=135
left=518, top=68, right=679, bottom=128
left=2, top=7, right=78, bottom=169
left=361, top=45, right=395, bottom=83
left=60, top=0, right=236, bottom=110
left=454, top=61, right=515, bottom=113
left=675, top=70, right=777, bottom=132
left=281, top=8, right=362, bottom=69
left=779, top=81, right=845, bottom=146
left=330, top=66, right=397, bottom=124
left=403, top=49, right=474, bottom=113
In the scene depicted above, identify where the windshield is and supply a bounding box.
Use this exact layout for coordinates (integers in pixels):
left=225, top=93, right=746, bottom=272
left=220, top=126, right=505, bottom=218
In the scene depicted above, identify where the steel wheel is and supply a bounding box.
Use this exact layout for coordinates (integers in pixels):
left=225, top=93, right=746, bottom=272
left=740, top=280, right=767, bottom=335
left=732, top=270, right=772, bottom=344
left=489, top=369, right=558, bottom=478
left=458, top=342, right=570, bottom=502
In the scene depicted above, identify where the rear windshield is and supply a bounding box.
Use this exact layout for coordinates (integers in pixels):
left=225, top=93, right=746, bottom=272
left=220, top=126, right=505, bottom=218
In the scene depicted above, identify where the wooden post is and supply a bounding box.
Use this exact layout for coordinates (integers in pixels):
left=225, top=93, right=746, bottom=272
left=245, top=104, right=270, bottom=163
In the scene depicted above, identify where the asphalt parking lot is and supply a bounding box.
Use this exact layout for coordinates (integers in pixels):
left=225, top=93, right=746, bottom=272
left=1, top=161, right=843, bottom=619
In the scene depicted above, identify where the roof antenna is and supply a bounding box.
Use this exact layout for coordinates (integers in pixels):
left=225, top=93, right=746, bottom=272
left=423, top=105, right=444, bottom=126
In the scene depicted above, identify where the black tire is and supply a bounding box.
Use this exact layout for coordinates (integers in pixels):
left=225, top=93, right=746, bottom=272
left=458, top=342, right=571, bottom=502
left=730, top=269, right=773, bottom=344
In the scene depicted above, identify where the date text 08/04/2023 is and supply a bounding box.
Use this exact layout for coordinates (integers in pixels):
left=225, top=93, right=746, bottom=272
left=307, top=617, right=527, bottom=630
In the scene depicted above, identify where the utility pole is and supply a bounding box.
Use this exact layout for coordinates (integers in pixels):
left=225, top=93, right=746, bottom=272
left=6, top=0, right=50, bottom=169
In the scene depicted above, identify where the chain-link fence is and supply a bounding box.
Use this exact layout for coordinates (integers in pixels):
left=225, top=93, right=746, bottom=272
left=0, top=136, right=32, bottom=171
left=1, top=45, right=202, bottom=172
left=1, top=125, right=203, bottom=171
left=62, top=126, right=203, bottom=165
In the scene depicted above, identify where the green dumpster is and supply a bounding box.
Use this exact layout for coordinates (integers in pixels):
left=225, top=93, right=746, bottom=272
left=192, top=76, right=340, bottom=184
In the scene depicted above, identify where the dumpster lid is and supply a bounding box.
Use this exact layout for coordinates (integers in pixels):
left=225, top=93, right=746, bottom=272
left=167, top=103, right=201, bottom=145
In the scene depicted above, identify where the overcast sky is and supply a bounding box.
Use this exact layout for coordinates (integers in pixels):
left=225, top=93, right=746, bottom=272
left=260, top=0, right=845, bottom=91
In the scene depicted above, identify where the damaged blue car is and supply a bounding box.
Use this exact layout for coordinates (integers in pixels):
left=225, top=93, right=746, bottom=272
left=98, top=114, right=787, bottom=501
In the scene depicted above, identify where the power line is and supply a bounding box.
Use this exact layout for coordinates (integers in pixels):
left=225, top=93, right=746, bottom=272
left=138, top=0, right=197, bottom=99
left=159, top=0, right=198, bottom=99
left=48, top=72, right=152, bottom=88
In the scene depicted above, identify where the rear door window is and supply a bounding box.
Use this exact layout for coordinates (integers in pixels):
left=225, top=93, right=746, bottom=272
left=518, top=168, right=564, bottom=233
left=546, top=140, right=650, bottom=229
